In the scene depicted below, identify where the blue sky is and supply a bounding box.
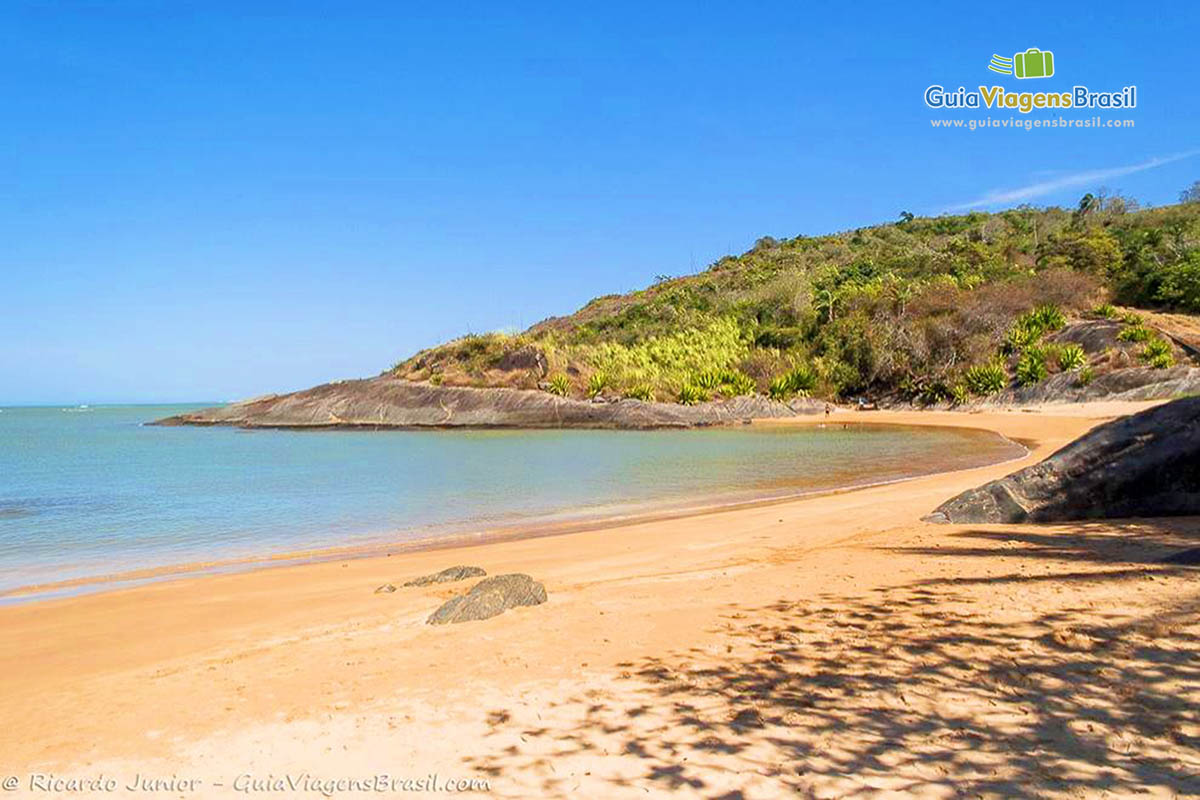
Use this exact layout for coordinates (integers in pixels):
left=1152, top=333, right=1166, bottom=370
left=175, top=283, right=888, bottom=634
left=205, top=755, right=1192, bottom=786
left=1, top=1, right=1197, bottom=403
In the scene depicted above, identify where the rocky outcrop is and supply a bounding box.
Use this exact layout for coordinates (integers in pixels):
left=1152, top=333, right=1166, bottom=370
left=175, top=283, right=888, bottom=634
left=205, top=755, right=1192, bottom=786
left=988, top=319, right=1200, bottom=405
left=996, top=365, right=1200, bottom=405
left=152, top=377, right=821, bottom=430
left=927, top=396, right=1200, bottom=523
left=426, top=574, right=548, bottom=625
left=403, top=565, right=486, bottom=587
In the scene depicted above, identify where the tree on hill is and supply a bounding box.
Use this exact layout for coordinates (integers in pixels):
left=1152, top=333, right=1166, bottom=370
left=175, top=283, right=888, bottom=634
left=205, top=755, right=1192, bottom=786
left=1181, top=181, right=1200, bottom=204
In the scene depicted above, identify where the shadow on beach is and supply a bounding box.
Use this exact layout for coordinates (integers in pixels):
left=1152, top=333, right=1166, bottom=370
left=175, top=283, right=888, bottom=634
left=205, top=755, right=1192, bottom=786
left=465, top=518, right=1200, bottom=798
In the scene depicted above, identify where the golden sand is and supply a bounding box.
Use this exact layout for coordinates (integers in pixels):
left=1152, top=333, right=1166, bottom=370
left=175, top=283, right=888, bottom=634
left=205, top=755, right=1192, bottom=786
left=2, top=401, right=1197, bottom=798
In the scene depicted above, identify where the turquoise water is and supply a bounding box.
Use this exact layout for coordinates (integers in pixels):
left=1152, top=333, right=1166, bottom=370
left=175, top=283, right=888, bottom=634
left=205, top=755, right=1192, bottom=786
left=0, top=405, right=1023, bottom=596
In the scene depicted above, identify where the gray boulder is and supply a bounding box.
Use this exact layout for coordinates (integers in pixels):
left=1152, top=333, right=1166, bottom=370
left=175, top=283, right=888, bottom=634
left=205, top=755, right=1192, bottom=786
left=403, top=565, right=486, bottom=587
left=927, top=396, right=1200, bottom=523
left=426, top=573, right=548, bottom=625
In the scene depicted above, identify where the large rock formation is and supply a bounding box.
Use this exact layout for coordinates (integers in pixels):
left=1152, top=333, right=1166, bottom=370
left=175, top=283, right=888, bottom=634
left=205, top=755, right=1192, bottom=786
left=989, top=320, right=1200, bottom=405
left=996, top=365, right=1200, bottom=405
left=927, top=396, right=1200, bottom=524
left=426, top=574, right=548, bottom=625
left=152, top=377, right=820, bottom=430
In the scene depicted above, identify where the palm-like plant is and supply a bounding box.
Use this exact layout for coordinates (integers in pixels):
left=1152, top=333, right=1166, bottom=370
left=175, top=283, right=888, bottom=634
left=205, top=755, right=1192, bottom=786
left=814, top=287, right=839, bottom=324
left=546, top=374, right=570, bottom=396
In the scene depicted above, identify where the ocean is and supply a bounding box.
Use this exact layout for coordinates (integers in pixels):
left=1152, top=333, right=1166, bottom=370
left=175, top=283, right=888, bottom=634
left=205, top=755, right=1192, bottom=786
left=0, top=404, right=1023, bottom=598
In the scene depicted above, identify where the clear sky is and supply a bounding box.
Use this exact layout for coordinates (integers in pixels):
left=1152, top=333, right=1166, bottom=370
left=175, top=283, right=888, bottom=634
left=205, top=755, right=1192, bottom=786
left=2, top=1, right=1197, bottom=404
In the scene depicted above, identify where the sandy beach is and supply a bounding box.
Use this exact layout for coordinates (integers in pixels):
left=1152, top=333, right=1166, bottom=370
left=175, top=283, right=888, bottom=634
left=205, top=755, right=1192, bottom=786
left=2, top=402, right=1198, bottom=798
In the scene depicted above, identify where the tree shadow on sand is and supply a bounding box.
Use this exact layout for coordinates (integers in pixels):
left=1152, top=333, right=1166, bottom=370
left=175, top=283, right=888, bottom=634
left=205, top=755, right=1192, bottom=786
left=465, top=518, right=1200, bottom=798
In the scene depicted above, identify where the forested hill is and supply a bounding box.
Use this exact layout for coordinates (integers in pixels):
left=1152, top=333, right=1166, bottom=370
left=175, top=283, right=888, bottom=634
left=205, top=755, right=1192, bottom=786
left=392, top=197, right=1200, bottom=405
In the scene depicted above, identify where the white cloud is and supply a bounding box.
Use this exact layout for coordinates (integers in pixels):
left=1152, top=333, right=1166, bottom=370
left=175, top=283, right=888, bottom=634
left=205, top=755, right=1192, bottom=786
left=946, top=151, right=1200, bottom=211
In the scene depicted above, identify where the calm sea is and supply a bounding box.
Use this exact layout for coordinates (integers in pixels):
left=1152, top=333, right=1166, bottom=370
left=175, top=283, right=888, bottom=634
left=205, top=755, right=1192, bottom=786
left=0, top=405, right=1023, bottom=597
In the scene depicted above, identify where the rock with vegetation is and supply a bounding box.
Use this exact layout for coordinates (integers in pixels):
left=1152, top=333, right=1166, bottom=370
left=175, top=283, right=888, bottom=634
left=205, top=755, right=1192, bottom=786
left=390, top=202, right=1199, bottom=405
left=926, top=396, right=1200, bottom=523
left=402, top=565, right=486, bottom=587
left=158, top=200, right=1200, bottom=425
left=426, top=573, right=548, bottom=625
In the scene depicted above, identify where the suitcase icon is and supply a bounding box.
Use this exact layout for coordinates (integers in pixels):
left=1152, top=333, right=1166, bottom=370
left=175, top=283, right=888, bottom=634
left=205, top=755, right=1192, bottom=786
left=1013, top=48, right=1054, bottom=79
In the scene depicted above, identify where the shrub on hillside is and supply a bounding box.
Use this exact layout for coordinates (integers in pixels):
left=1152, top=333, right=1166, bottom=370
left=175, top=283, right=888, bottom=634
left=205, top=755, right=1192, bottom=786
left=1154, top=254, right=1200, bottom=312
left=1117, top=324, right=1153, bottom=343
left=582, top=317, right=747, bottom=400
left=716, top=371, right=757, bottom=397
left=1003, top=320, right=1043, bottom=354
left=1029, top=304, right=1067, bottom=332
left=919, top=379, right=952, bottom=405
left=677, top=383, right=710, bottom=405
left=1140, top=337, right=1176, bottom=369
left=768, top=364, right=819, bottom=400
left=1015, top=348, right=1049, bottom=386
left=1056, top=343, right=1087, bottom=370
left=963, top=362, right=1007, bottom=395
left=692, top=370, right=724, bottom=391
left=586, top=372, right=609, bottom=398
left=623, top=384, right=655, bottom=401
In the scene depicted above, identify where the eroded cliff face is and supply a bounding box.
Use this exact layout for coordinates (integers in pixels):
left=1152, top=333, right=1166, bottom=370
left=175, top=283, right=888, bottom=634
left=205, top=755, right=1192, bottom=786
left=153, top=377, right=823, bottom=430
left=927, top=396, right=1200, bottom=524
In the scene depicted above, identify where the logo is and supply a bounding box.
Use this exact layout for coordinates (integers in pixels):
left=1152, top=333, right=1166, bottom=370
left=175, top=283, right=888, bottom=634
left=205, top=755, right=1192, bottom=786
left=989, top=48, right=1055, bottom=79
left=923, top=47, right=1136, bottom=115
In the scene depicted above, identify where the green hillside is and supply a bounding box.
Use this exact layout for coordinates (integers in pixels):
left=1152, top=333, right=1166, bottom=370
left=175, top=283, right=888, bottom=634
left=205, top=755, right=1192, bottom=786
left=393, top=196, right=1200, bottom=404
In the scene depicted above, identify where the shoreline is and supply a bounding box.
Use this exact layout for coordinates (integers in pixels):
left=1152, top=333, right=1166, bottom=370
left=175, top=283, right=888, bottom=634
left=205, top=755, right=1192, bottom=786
left=0, top=416, right=1028, bottom=605
left=3, top=400, right=1197, bottom=797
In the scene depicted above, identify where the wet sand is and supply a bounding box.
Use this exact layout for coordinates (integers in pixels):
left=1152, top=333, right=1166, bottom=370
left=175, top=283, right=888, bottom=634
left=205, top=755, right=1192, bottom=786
left=1, top=401, right=1198, bottom=798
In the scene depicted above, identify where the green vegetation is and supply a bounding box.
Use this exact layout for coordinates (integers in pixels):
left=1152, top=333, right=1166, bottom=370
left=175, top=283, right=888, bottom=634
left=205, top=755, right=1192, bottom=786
left=1056, top=343, right=1088, bottom=370
left=693, top=368, right=757, bottom=398
left=676, top=383, right=710, bottom=405
left=692, top=370, right=724, bottom=391
left=1154, top=253, right=1200, bottom=312
left=586, top=371, right=609, bottom=398
left=1003, top=320, right=1043, bottom=355
left=583, top=317, right=748, bottom=399
left=1140, top=337, right=1176, bottom=369
left=546, top=374, right=570, bottom=397
left=963, top=362, right=1008, bottom=396
left=1015, top=348, right=1049, bottom=386
left=768, top=364, right=819, bottom=400
left=1004, top=304, right=1068, bottom=354
left=1117, top=324, right=1154, bottom=343
left=623, top=383, right=655, bottom=401
left=718, top=371, right=757, bottom=397
left=393, top=199, right=1200, bottom=404
left=1029, top=304, right=1067, bottom=332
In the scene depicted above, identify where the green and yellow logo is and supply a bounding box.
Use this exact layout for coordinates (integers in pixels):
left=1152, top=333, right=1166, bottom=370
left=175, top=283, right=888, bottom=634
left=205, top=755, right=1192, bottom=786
left=989, top=48, right=1055, bottom=79
left=924, top=46, right=1135, bottom=116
